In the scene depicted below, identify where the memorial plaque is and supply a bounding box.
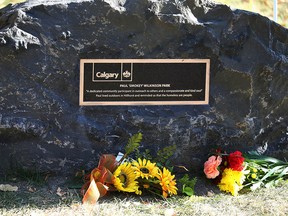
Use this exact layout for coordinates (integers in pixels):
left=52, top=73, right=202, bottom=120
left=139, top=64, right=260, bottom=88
left=79, top=59, right=210, bottom=105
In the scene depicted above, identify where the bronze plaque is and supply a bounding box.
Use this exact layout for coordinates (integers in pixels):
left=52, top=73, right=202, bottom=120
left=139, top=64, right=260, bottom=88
left=79, top=59, right=210, bottom=105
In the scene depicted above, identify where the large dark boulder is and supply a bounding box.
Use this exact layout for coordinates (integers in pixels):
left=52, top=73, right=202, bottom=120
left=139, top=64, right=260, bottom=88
left=0, top=0, right=287, bottom=176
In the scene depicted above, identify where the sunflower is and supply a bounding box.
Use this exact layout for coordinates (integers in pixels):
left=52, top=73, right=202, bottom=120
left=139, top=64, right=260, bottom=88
left=158, top=167, right=177, bottom=198
left=113, top=162, right=140, bottom=194
left=133, top=158, right=160, bottom=179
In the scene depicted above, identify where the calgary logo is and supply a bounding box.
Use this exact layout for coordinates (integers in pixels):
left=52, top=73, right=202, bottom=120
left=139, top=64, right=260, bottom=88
left=95, top=72, right=119, bottom=79
left=123, top=70, right=131, bottom=78
left=92, top=63, right=133, bottom=82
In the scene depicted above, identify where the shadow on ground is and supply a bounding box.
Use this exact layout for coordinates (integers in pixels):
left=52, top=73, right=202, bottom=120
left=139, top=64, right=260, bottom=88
left=0, top=173, right=219, bottom=210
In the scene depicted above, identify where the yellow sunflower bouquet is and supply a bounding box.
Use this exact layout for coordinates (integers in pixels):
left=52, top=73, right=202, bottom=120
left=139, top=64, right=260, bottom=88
left=113, top=158, right=177, bottom=198
left=82, top=133, right=177, bottom=204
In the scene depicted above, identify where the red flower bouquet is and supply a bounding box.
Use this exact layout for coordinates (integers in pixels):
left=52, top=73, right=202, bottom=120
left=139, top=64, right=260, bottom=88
left=204, top=149, right=288, bottom=196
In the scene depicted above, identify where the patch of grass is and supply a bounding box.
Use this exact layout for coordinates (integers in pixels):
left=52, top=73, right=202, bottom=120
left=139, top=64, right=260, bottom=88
left=0, top=180, right=81, bottom=209
left=1, top=167, right=47, bottom=186
left=0, top=177, right=287, bottom=216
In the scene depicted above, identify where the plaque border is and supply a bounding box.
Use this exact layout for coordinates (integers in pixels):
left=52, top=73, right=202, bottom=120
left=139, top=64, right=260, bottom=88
left=79, top=59, right=210, bottom=106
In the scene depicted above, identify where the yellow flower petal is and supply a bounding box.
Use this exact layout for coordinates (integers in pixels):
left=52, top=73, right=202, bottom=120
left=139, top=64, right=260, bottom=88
left=133, top=158, right=160, bottom=179
left=218, top=168, right=245, bottom=196
left=113, top=162, right=140, bottom=194
left=158, top=167, right=177, bottom=197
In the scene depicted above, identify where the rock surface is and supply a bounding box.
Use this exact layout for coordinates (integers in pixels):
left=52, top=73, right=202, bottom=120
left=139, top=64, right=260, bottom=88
left=0, top=0, right=287, bottom=176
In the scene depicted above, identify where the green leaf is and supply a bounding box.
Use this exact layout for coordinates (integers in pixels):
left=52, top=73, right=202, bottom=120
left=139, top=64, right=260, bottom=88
left=277, top=166, right=288, bottom=179
left=245, top=153, right=287, bottom=165
left=264, top=179, right=277, bottom=188
left=182, top=186, right=194, bottom=196
left=259, top=165, right=284, bottom=182
left=135, top=148, right=152, bottom=161
left=247, top=151, right=261, bottom=156
left=178, top=174, right=197, bottom=196
left=249, top=165, right=284, bottom=191
left=124, top=133, right=142, bottom=156
left=179, top=174, right=189, bottom=184
left=155, top=144, right=177, bottom=165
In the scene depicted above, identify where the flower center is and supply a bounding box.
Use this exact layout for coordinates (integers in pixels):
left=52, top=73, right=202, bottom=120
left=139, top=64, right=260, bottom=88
left=140, top=167, right=150, bottom=174
left=119, top=173, right=127, bottom=185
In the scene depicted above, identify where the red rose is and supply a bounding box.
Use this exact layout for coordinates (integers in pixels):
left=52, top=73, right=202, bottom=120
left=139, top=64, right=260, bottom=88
left=227, top=151, right=245, bottom=171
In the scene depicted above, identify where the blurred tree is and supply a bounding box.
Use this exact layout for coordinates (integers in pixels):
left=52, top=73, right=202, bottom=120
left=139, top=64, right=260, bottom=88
left=0, top=0, right=26, bottom=9
left=216, top=0, right=287, bottom=27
